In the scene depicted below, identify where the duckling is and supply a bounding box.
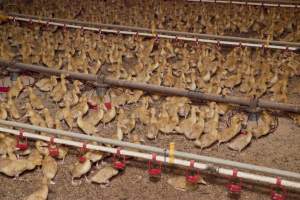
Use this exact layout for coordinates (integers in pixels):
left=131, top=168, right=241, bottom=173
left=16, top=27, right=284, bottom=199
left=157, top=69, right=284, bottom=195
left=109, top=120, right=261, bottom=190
left=27, top=149, right=43, bottom=167
left=42, top=108, right=54, bottom=129
left=187, top=111, right=205, bottom=140
left=146, top=108, right=159, bottom=140
left=50, top=74, right=67, bottom=103
left=84, top=108, right=104, bottom=126
left=227, top=131, right=252, bottom=152
left=60, top=80, right=82, bottom=107
left=6, top=97, right=21, bottom=119
left=25, top=176, right=49, bottom=200
left=112, top=126, right=124, bottom=141
left=24, top=103, right=46, bottom=127
left=157, top=104, right=178, bottom=134
left=250, top=111, right=276, bottom=138
left=63, top=101, right=74, bottom=129
left=7, top=77, right=23, bottom=99
left=217, top=114, right=243, bottom=146
left=194, top=110, right=219, bottom=150
left=42, top=155, right=58, bottom=184
left=35, top=76, right=57, bottom=92
left=71, top=96, right=89, bottom=119
left=0, top=135, right=16, bottom=157
left=135, top=97, right=151, bottom=125
left=27, top=87, right=44, bottom=110
left=77, top=111, right=98, bottom=135
left=102, top=105, right=117, bottom=125
left=70, top=159, right=92, bottom=185
left=0, top=153, right=37, bottom=178
left=0, top=103, right=8, bottom=120
left=84, top=150, right=104, bottom=167
left=35, top=141, right=49, bottom=156
left=289, top=113, right=300, bottom=127
left=175, top=106, right=197, bottom=136
left=167, top=176, right=206, bottom=192
left=117, top=108, right=136, bottom=135
left=126, top=90, right=144, bottom=104
left=91, top=166, right=118, bottom=185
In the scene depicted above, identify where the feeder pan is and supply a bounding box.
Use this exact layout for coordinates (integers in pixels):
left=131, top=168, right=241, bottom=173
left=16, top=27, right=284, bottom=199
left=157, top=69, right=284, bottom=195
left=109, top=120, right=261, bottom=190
left=78, top=143, right=88, bottom=163
left=148, top=153, right=162, bottom=181
left=227, top=169, right=242, bottom=196
left=271, top=178, right=287, bottom=200
left=185, top=160, right=200, bottom=184
left=113, top=148, right=126, bottom=171
left=79, top=156, right=87, bottom=163
left=16, top=129, right=28, bottom=151
left=0, top=87, right=9, bottom=93
left=48, top=137, right=59, bottom=158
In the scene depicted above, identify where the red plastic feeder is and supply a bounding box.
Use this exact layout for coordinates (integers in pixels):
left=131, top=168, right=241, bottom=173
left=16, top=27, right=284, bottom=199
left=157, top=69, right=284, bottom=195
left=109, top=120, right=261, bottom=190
left=148, top=153, right=162, bottom=181
left=227, top=169, right=242, bottom=196
left=88, top=100, right=98, bottom=110
left=0, top=87, right=9, bottom=93
left=48, top=137, right=59, bottom=158
left=113, top=148, right=126, bottom=170
left=78, top=143, right=88, bottom=163
left=103, top=95, right=112, bottom=110
left=185, top=160, right=200, bottom=185
left=271, top=177, right=286, bottom=200
left=16, top=129, right=28, bottom=151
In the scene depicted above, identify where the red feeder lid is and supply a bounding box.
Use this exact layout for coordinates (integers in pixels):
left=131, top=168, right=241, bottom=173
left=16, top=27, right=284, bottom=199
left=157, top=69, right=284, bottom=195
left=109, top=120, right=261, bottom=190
left=228, top=183, right=242, bottom=194
left=148, top=168, right=161, bottom=176
left=48, top=137, right=59, bottom=157
left=186, top=174, right=200, bottom=184
left=88, top=100, right=98, bottom=110
left=104, top=102, right=112, bottom=110
left=185, top=160, right=200, bottom=184
left=49, top=146, right=59, bottom=157
left=148, top=153, right=162, bottom=176
left=79, top=156, right=87, bottom=163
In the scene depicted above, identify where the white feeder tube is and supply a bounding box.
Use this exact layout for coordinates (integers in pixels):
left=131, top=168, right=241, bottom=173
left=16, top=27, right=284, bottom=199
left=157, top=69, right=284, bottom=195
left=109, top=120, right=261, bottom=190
left=8, top=16, right=297, bottom=51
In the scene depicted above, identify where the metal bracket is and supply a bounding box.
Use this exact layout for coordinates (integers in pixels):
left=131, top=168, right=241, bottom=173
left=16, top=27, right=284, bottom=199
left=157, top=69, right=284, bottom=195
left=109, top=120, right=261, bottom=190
left=7, top=61, right=21, bottom=81
left=96, top=74, right=108, bottom=97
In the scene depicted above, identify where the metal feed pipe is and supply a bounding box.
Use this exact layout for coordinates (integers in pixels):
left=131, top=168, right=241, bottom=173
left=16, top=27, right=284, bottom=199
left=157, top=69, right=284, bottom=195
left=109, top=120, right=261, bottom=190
left=0, top=59, right=299, bottom=113
left=0, top=119, right=300, bottom=182
left=187, top=0, right=300, bottom=8
left=7, top=13, right=300, bottom=51
left=0, top=126, right=300, bottom=190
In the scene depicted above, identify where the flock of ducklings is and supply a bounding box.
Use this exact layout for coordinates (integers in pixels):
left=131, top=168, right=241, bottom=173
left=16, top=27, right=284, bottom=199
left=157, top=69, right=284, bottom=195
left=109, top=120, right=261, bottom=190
left=0, top=1, right=300, bottom=199
left=3, top=0, right=300, bottom=41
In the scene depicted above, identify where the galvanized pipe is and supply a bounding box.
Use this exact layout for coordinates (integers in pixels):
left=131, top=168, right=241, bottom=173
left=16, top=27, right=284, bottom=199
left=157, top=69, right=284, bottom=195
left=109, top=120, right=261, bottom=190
left=0, top=59, right=299, bottom=113
left=1, top=119, right=300, bottom=181
left=187, top=0, right=300, bottom=7
left=7, top=13, right=300, bottom=51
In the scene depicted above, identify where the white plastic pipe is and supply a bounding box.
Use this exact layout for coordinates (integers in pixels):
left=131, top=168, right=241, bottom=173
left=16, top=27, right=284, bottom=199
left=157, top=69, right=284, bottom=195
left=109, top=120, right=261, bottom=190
left=0, top=126, right=300, bottom=190
left=8, top=16, right=298, bottom=51
left=1, top=119, right=300, bottom=181
left=187, top=0, right=300, bottom=8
